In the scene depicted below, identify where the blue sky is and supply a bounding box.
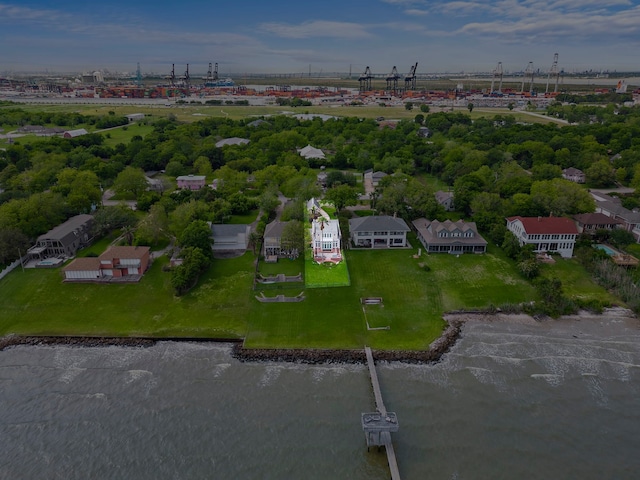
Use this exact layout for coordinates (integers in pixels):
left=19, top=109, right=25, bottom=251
left=1, top=1, right=639, bottom=75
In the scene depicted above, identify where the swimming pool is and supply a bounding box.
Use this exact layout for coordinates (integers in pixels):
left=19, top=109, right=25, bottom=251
left=595, top=244, right=617, bottom=256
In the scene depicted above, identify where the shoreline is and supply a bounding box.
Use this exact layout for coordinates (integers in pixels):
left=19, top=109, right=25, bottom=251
left=1, top=308, right=635, bottom=363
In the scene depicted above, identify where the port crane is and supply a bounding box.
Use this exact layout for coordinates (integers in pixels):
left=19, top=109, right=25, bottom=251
left=204, top=62, right=219, bottom=84
left=490, top=62, right=503, bottom=93
left=181, top=64, right=190, bottom=89
left=404, top=62, right=418, bottom=91
left=166, top=64, right=176, bottom=86
left=358, top=66, right=372, bottom=92
left=386, top=66, right=400, bottom=94
left=521, top=61, right=535, bottom=94
left=546, top=53, right=560, bottom=93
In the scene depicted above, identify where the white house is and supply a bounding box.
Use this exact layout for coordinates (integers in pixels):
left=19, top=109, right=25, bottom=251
left=506, top=216, right=579, bottom=258
left=298, top=145, right=325, bottom=160
left=307, top=199, right=342, bottom=263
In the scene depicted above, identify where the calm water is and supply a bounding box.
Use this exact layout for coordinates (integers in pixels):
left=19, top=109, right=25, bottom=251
left=1, top=316, right=639, bottom=479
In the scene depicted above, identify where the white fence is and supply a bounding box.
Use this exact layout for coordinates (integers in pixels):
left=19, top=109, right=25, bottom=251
left=0, top=259, right=21, bottom=282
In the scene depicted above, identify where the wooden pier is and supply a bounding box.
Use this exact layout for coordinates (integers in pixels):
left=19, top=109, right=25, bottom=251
left=363, top=346, right=401, bottom=480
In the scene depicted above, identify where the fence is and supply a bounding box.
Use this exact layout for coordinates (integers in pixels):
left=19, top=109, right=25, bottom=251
left=0, top=259, right=21, bottom=282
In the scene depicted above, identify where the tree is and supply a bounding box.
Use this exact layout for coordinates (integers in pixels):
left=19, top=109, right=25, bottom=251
left=404, top=102, right=413, bottom=111
left=171, top=246, right=211, bottom=295
left=414, top=114, right=424, bottom=125
left=324, top=184, right=359, bottom=212
left=585, top=159, right=615, bottom=187
left=502, top=231, right=521, bottom=259
left=280, top=220, right=304, bottom=255
left=112, top=166, right=148, bottom=200
left=467, top=103, right=474, bottom=113
left=0, top=227, right=29, bottom=265
left=420, top=104, right=430, bottom=113
left=135, top=204, right=170, bottom=246
left=530, top=178, right=595, bottom=216
left=92, top=205, right=138, bottom=237
left=179, top=220, right=213, bottom=259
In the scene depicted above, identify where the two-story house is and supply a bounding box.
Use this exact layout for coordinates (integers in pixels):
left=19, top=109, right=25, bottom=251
left=349, top=215, right=410, bottom=248
left=62, top=246, right=150, bottom=282
left=176, top=174, right=206, bottom=191
left=506, top=216, right=579, bottom=258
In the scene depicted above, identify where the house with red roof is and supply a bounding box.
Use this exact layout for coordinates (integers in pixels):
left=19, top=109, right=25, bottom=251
left=506, top=216, right=579, bottom=258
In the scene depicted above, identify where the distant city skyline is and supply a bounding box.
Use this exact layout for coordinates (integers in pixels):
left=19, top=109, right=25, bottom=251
left=1, top=1, right=640, bottom=75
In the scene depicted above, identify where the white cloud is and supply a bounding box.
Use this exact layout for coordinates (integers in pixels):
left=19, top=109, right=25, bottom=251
left=404, top=9, right=429, bottom=16
left=260, top=20, right=372, bottom=39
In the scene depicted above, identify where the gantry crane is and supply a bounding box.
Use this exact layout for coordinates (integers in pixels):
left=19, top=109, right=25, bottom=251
left=490, top=61, right=503, bottom=93
left=386, top=66, right=400, bottom=94
left=546, top=53, right=560, bottom=94
left=166, top=64, right=176, bottom=86
left=358, top=66, right=372, bottom=92
left=404, top=62, right=418, bottom=91
left=181, top=64, right=190, bottom=89
left=521, top=61, right=534, bottom=93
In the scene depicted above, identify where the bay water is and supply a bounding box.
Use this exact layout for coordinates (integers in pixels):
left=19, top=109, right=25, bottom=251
left=1, top=315, right=639, bottom=479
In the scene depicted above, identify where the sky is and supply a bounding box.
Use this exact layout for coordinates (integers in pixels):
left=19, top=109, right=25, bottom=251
left=1, top=0, right=640, bottom=76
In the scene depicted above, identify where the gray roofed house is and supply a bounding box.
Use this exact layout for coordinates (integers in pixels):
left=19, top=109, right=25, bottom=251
left=211, top=224, right=250, bottom=251
left=349, top=215, right=410, bottom=248
left=263, top=220, right=298, bottom=261
left=215, top=137, right=250, bottom=148
left=413, top=218, right=487, bottom=254
left=562, top=167, right=586, bottom=183
left=435, top=190, right=455, bottom=211
left=573, top=213, right=623, bottom=234
left=593, top=194, right=640, bottom=241
left=298, top=144, right=325, bottom=160
left=27, top=214, right=94, bottom=260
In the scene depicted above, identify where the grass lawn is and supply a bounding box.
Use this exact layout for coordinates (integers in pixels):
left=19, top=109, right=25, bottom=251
left=0, top=254, right=255, bottom=339
left=258, top=257, right=304, bottom=277
left=100, top=124, right=155, bottom=147
left=0, top=235, right=622, bottom=350
left=539, top=257, right=620, bottom=305
left=304, top=256, right=351, bottom=288
left=228, top=209, right=259, bottom=225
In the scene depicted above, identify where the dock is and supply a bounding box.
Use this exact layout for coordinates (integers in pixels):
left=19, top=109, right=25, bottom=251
left=363, top=346, right=401, bottom=480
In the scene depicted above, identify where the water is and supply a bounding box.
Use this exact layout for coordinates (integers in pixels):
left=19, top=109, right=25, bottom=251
left=1, top=316, right=639, bottom=479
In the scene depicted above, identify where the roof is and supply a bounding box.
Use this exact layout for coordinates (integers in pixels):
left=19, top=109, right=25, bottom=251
left=413, top=218, right=487, bottom=246
left=349, top=215, right=410, bottom=232
left=37, top=214, right=93, bottom=242
left=211, top=224, right=249, bottom=237
left=298, top=144, right=325, bottom=159
left=507, top=216, right=579, bottom=234
left=64, top=128, right=88, bottom=137
left=215, top=137, right=250, bottom=147
left=62, top=257, right=100, bottom=272
left=264, top=220, right=288, bottom=238
left=563, top=167, right=584, bottom=175
left=573, top=213, right=623, bottom=225
left=99, top=246, right=150, bottom=260
left=176, top=175, right=206, bottom=181
left=435, top=190, right=454, bottom=202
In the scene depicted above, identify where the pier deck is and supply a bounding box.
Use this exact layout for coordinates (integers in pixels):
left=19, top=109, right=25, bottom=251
left=364, top=346, right=401, bottom=480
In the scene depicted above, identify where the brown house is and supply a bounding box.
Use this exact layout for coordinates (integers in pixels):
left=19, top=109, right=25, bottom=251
left=62, top=246, right=150, bottom=282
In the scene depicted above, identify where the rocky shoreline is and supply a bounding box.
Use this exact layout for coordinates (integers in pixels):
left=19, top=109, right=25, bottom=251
left=231, top=320, right=463, bottom=364
left=0, top=321, right=463, bottom=364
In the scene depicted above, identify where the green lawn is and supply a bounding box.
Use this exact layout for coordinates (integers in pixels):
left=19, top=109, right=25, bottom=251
left=228, top=209, right=259, bottom=225
left=539, top=257, right=620, bottom=304
left=100, top=124, right=154, bottom=147
left=0, top=254, right=254, bottom=338
left=0, top=238, right=620, bottom=350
